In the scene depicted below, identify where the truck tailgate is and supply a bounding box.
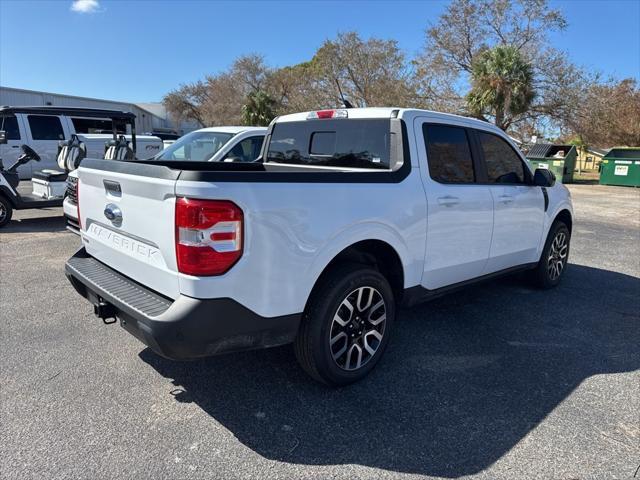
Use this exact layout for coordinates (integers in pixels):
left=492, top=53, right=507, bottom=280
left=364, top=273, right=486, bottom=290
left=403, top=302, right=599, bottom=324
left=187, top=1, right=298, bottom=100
left=77, top=159, right=180, bottom=299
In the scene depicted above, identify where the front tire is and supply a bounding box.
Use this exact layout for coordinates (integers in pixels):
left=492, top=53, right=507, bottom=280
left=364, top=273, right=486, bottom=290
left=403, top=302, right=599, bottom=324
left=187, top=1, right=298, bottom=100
left=530, top=221, right=570, bottom=288
left=294, top=265, right=395, bottom=386
left=0, top=196, right=13, bottom=228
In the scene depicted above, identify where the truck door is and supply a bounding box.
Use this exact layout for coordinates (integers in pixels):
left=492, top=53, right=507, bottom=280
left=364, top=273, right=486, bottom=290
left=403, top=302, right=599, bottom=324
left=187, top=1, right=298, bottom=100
left=416, top=119, right=494, bottom=289
left=0, top=114, right=29, bottom=179
left=474, top=130, right=545, bottom=272
left=23, top=114, right=70, bottom=173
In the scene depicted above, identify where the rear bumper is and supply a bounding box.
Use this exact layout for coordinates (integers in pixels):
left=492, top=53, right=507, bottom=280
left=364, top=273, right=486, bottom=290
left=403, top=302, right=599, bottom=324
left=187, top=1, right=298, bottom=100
left=65, top=248, right=301, bottom=360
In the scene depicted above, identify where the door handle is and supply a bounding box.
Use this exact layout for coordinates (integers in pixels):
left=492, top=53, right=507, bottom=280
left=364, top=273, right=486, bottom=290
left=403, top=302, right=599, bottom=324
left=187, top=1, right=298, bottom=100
left=498, top=195, right=514, bottom=204
left=11, top=145, right=20, bottom=149
left=437, top=195, right=460, bottom=207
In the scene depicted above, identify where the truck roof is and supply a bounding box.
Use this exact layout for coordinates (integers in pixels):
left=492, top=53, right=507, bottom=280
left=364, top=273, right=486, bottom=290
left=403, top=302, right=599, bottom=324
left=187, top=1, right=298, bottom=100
left=195, top=126, right=268, bottom=134
left=0, top=105, right=136, bottom=120
left=276, top=107, right=504, bottom=134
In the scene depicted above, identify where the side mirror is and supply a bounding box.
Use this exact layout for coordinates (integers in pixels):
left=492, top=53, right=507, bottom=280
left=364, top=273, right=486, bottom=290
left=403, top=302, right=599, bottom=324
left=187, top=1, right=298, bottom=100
left=0, top=130, right=6, bottom=145
left=533, top=168, right=556, bottom=187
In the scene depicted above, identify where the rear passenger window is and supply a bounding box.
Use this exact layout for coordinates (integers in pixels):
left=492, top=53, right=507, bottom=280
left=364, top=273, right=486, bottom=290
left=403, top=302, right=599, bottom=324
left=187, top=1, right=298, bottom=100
left=0, top=115, right=21, bottom=140
left=28, top=115, right=64, bottom=140
left=423, top=124, right=475, bottom=183
left=267, top=119, right=390, bottom=169
left=477, top=131, right=525, bottom=184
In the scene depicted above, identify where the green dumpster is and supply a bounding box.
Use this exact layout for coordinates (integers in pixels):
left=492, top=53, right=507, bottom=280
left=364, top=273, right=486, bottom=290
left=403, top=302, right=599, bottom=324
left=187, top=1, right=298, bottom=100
left=526, top=143, right=578, bottom=183
left=599, top=148, right=640, bottom=187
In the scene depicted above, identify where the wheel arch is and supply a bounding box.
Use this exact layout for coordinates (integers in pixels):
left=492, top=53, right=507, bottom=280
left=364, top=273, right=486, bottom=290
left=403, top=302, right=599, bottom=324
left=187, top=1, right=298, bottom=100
left=554, top=208, right=573, bottom=233
left=304, top=239, right=407, bottom=313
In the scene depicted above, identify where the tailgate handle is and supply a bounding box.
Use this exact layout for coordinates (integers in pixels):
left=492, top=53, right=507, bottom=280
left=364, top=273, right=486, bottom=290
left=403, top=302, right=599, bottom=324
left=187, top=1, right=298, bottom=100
left=103, top=180, right=122, bottom=197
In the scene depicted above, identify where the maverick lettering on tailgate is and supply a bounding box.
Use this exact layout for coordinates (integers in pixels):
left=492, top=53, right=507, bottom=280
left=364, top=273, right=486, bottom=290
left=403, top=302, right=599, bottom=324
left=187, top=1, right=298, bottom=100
left=87, top=223, right=163, bottom=267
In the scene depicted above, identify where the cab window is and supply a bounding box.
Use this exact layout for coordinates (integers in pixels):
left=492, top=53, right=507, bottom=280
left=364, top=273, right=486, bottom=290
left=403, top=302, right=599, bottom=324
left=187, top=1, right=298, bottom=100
left=423, top=124, right=476, bottom=183
left=477, top=131, right=526, bottom=184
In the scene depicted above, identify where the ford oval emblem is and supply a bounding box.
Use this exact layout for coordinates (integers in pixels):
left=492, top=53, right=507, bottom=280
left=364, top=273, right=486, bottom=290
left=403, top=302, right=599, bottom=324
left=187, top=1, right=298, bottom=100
left=104, top=203, right=122, bottom=226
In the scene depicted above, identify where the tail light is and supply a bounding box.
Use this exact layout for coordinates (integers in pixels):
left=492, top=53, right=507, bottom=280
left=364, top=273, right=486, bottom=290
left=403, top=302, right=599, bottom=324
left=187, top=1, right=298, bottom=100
left=76, top=178, right=82, bottom=230
left=307, top=109, right=348, bottom=119
left=175, top=198, right=243, bottom=276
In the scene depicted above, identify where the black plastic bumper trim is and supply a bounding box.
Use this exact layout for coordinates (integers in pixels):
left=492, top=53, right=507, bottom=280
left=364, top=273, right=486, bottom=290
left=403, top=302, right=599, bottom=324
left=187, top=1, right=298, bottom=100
left=65, top=248, right=301, bottom=359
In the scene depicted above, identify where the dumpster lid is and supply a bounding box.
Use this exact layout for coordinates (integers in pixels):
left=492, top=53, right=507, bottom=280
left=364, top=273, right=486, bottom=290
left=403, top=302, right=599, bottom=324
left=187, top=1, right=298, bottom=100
left=603, top=148, right=640, bottom=160
left=526, top=143, right=575, bottom=159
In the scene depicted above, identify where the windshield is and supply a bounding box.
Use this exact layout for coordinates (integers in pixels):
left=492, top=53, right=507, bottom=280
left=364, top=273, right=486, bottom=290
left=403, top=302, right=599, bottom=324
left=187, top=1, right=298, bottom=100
left=155, top=131, right=234, bottom=161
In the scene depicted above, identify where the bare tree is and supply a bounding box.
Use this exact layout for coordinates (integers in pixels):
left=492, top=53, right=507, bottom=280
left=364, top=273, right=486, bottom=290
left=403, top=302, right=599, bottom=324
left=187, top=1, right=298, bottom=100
left=567, top=78, right=640, bottom=147
left=267, top=62, right=326, bottom=114
left=162, top=81, right=211, bottom=128
left=163, top=55, right=271, bottom=126
left=311, top=32, right=419, bottom=108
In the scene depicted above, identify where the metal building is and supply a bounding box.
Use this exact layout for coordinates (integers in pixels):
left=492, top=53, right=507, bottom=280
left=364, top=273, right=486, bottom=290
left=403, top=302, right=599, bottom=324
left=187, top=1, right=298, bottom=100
left=0, top=86, right=190, bottom=135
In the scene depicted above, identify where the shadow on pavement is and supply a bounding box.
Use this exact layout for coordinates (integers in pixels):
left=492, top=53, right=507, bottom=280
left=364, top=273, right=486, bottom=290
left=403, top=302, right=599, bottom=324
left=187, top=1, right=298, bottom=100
left=2, top=213, right=67, bottom=234
left=139, top=264, right=640, bottom=477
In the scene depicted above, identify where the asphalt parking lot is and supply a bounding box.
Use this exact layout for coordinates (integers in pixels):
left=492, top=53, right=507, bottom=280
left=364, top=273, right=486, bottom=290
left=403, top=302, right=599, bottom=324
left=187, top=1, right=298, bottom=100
left=1, top=184, right=638, bottom=480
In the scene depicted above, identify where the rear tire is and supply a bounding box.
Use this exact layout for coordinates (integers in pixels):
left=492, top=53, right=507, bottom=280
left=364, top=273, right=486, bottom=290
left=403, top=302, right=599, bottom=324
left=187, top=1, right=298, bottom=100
left=294, top=264, right=395, bottom=386
left=0, top=196, right=13, bottom=228
left=530, top=220, right=570, bottom=289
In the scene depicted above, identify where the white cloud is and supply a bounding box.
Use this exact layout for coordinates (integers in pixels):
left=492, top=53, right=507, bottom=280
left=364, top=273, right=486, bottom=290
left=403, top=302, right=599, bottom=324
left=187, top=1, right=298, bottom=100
left=70, top=0, right=101, bottom=14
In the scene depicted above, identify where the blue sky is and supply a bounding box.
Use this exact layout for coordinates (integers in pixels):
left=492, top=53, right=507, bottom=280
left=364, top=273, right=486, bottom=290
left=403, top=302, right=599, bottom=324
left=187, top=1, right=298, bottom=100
left=1, top=0, right=638, bottom=103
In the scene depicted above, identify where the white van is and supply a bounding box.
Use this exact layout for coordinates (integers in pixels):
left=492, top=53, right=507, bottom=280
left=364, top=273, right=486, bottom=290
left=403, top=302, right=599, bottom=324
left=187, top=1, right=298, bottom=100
left=0, top=106, right=163, bottom=178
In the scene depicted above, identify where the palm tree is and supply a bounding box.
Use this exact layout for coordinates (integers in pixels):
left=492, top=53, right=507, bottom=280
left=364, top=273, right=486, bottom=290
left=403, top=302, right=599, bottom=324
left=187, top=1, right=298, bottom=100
left=241, top=90, right=277, bottom=127
left=467, top=45, right=535, bottom=131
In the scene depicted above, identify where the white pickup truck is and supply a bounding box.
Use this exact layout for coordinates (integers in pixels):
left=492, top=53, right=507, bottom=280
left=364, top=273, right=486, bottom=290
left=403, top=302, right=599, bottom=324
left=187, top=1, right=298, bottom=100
left=65, top=108, right=573, bottom=386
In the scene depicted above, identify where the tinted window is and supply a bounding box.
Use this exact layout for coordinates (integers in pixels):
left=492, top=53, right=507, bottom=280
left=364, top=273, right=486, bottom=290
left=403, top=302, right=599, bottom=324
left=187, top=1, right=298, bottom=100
left=310, top=132, right=336, bottom=156
left=267, top=119, right=391, bottom=169
left=28, top=115, right=64, bottom=140
left=223, top=136, right=264, bottom=162
left=0, top=115, right=21, bottom=140
left=478, top=131, right=525, bottom=184
left=423, top=124, right=475, bottom=183
left=71, top=117, right=117, bottom=134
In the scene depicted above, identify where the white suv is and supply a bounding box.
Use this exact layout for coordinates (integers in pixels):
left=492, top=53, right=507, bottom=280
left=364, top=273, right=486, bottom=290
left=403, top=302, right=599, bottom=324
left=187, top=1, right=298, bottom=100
left=65, top=108, right=572, bottom=386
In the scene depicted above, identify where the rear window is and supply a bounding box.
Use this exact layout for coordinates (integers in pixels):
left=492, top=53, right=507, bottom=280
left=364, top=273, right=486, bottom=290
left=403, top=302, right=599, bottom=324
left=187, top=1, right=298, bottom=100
left=266, top=119, right=391, bottom=169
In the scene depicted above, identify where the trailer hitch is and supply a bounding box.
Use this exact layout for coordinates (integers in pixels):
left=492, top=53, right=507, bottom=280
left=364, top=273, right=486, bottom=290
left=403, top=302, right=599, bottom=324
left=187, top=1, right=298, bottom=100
left=94, top=300, right=117, bottom=324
